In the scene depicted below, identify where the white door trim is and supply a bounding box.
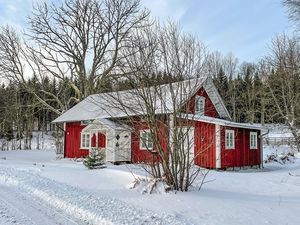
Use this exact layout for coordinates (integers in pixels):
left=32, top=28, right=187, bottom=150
left=215, top=124, right=221, bottom=168
left=181, top=126, right=195, bottom=165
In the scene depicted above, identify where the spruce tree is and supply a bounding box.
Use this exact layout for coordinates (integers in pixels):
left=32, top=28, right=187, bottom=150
left=83, top=151, right=106, bottom=169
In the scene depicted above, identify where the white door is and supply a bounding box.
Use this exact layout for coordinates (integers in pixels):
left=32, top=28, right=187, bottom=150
left=180, top=127, right=195, bottom=164
left=105, top=130, right=115, bottom=162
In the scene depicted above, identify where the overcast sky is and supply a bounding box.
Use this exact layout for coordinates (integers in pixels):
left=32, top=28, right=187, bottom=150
left=0, top=0, right=293, bottom=62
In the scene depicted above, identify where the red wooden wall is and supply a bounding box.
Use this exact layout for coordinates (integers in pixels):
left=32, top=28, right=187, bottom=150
left=131, top=118, right=168, bottom=163
left=187, top=87, right=219, bottom=117
left=65, top=122, right=106, bottom=158
left=65, top=122, right=89, bottom=158
left=194, top=121, right=216, bottom=168
left=91, top=133, right=106, bottom=148
left=65, top=120, right=261, bottom=168
left=220, top=127, right=261, bottom=168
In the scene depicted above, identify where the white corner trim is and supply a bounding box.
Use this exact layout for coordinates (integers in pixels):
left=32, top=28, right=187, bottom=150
left=215, top=124, right=221, bottom=169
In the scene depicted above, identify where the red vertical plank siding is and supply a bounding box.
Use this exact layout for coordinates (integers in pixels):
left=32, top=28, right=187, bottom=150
left=64, top=118, right=261, bottom=168
left=65, top=122, right=89, bottom=158
left=98, top=133, right=106, bottom=148
left=91, top=133, right=106, bottom=148
left=187, top=88, right=219, bottom=118
left=91, top=134, right=97, bottom=147
left=131, top=119, right=168, bottom=163
left=194, top=121, right=216, bottom=168
left=221, top=126, right=261, bottom=168
left=131, top=121, right=154, bottom=162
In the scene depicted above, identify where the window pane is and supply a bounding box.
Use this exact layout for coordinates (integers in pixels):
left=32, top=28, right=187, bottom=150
left=82, top=134, right=85, bottom=147
left=142, top=133, right=146, bottom=138
left=250, top=133, right=257, bottom=148
left=141, top=131, right=151, bottom=149
left=200, top=99, right=204, bottom=112
left=86, top=134, right=90, bottom=147
left=147, top=133, right=153, bottom=149
left=226, top=134, right=228, bottom=147
left=195, top=96, right=205, bottom=113
left=86, top=139, right=89, bottom=147
left=225, top=131, right=234, bottom=149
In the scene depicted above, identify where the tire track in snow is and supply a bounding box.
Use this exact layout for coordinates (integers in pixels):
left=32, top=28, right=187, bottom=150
left=0, top=185, right=78, bottom=225
left=0, top=193, right=32, bottom=225
left=0, top=167, right=190, bottom=225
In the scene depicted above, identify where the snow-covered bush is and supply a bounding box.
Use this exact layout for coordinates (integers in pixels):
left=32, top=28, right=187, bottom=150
left=264, top=152, right=295, bottom=164
left=127, top=177, right=172, bottom=194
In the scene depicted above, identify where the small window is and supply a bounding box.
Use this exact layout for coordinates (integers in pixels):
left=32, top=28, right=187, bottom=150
left=195, top=96, right=205, bottom=115
left=81, top=133, right=91, bottom=149
left=140, top=130, right=153, bottom=150
left=225, top=130, right=235, bottom=149
left=250, top=132, right=258, bottom=149
left=81, top=120, right=92, bottom=126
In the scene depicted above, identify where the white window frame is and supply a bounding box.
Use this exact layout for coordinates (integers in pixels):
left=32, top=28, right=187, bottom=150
left=80, top=132, right=91, bottom=149
left=195, top=95, right=205, bottom=115
left=140, top=129, right=153, bottom=150
left=225, top=129, right=235, bottom=149
left=250, top=132, right=258, bottom=149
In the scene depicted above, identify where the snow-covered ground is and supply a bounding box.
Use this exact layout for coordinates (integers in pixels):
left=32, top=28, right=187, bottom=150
left=0, top=135, right=300, bottom=224
left=0, top=149, right=300, bottom=225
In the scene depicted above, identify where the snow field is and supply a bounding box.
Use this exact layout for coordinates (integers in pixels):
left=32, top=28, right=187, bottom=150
left=1, top=149, right=300, bottom=225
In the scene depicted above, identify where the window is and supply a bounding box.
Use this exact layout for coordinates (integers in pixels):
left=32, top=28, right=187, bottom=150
left=81, top=120, right=92, bottom=126
left=225, top=130, right=235, bottom=149
left=250, top=132, right=258, bottom=149
left=140, top=130, right=153, bottom=150
left=81, top=133, right=91, bottom=149
left=195, top=96, right=205, bottom=115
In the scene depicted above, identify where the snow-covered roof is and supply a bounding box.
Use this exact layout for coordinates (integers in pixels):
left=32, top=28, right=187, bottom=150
left=262, top=124, right=294, bottom=138
left=53, top=76, right=231, bottom=123
left=183, top=114, right=263, bottom=130
left=81, top=119, right=131, bottom=133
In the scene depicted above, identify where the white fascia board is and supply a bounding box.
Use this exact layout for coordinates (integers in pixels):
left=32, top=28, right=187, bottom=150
left=182, top=114, right=263, bottom=130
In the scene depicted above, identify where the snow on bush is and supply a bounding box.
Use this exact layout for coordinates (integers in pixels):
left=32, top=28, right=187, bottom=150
left=127, top=177, right=172, bottom=194
left=264, top=151, right=295, bottom=164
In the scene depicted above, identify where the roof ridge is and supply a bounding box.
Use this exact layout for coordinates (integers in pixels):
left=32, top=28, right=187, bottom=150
left=89, top=76, right=208, bottom=97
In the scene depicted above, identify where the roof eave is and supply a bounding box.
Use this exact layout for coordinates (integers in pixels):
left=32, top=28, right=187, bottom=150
left=182, top=114, right=263, bottom=130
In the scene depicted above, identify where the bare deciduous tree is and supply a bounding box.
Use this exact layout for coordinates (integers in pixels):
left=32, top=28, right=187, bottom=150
left=97, top=23, right=212, bottom=192
left=266, top=34, right=300, bottom=150
left=0, top=0, right=149, bottom=115
left=283, top=0, right=300, bottom=31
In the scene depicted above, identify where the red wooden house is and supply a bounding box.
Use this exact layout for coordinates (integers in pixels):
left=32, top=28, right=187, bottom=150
left=53, top=76, right=263, bottom=169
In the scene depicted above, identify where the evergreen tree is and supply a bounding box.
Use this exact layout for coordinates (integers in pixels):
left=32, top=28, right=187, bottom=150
left=83, top=151, right=106, bottom=169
